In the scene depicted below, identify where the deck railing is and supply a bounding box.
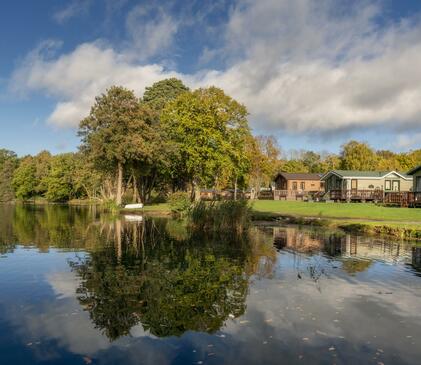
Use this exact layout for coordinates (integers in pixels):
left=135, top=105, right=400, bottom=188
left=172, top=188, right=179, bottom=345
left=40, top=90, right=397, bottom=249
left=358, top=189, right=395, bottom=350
left=329, top=189, right=384, bottom=201
left=384, top=192, right=413, bottom=206
left=273, top=190, right=323, bottom=200
left=413, top=192, right=421, bottom=206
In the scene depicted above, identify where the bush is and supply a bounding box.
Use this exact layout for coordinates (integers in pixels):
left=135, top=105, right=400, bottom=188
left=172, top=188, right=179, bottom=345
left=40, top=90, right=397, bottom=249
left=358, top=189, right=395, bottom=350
left=168, top=192, right=191, bottom=216
left=102, top=199, right=120, bottom=214
left=189, top=200, right=251, bottom=236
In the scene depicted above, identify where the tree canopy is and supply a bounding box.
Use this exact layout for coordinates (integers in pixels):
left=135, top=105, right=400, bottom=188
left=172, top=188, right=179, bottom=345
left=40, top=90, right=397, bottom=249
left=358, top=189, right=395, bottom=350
left=2, top=79, right=421, bottom=204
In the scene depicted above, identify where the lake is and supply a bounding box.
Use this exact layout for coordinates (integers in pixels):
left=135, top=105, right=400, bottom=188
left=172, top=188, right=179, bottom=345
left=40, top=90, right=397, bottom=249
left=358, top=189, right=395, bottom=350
left=0, top=205, right=420, bottom=365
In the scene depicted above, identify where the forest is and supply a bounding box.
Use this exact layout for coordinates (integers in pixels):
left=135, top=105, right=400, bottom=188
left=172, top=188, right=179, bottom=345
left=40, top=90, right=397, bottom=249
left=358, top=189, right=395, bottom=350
left=1, top=78, right=420, bottom=204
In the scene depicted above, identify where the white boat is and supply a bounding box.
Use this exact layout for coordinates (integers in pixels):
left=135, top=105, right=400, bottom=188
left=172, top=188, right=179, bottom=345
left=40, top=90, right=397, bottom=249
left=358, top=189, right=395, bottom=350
left=123, top=215, right=143, bottom=222
left=124, top=203, right=144, bottom=209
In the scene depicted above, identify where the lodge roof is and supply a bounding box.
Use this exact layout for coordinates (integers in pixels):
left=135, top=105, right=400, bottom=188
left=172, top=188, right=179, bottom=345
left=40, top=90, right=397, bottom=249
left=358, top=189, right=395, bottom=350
left=275, top=172, right=322, bottom=181
left=322, top=170, right=412, bottom=180
left=407, top=165, right=421, bottom=175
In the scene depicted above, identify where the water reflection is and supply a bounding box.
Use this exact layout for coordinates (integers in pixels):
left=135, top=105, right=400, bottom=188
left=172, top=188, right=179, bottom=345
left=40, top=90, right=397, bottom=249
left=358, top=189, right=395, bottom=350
left=1, top=205, right=421, bottom=365
left=69, top=220, right=251, bottom=339
left=273, top=226, right=420, bottom=274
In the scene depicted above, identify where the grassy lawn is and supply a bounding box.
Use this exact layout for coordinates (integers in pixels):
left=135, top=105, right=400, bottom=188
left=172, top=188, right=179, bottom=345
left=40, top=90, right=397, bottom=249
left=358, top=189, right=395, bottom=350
left=141, top=203, right=170, bottom=212
left=251, top=200, right=421, bottom=223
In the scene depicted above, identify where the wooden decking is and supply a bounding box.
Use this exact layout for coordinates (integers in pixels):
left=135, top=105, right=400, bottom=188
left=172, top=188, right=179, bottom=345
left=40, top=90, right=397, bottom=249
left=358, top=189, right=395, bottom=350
left=330, top=190, right=421, bottom=207
left=329, top=189, right=383, bottom=202
left=253, top=189, right=421, bottom=207
left=411, top=192, right=421, bottom=207
left=273, top=190, right=323, bottom=201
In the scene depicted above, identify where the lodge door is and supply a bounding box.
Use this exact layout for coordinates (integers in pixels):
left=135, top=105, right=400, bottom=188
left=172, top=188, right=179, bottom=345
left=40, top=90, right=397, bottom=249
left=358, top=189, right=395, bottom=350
left=351, top=179, right=358, bottom=193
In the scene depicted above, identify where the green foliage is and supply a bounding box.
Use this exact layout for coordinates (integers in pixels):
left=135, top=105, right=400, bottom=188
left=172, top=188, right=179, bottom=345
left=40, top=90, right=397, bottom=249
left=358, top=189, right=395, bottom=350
left=12, top=156, right=37, bottom=200
left=79, top=86, right=159, bottom=205
left=3, top=79, right=421, bottom=206
left=79, top=86, right=156, bottom=168
left=281, top=159, right=309, bottom=173
left=189, top=200, right=252, bottom=235
left=34, top=150, right=52, bottom=195
left=161, top=87, right=252, bottom=195
left=44, top=154, right=76, bottom=202
left=142, top=78, right=189, bottom=114
left=72, top=152, right=103, bottom=199
left=0, top=149, right=18, bottom=202
left=340, top=140, right=378, bottom=170
left=247, top=135, right=282, bottom=190
left=168, top=191, right=191, bottom=216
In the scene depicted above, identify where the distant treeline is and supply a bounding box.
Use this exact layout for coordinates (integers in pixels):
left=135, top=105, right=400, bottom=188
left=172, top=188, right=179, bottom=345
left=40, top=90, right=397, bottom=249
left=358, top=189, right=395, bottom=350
left=0, top=78, right=420, bottom=204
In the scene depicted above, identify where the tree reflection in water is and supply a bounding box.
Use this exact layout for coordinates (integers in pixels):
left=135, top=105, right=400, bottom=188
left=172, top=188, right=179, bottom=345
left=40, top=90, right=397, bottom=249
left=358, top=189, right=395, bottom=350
left=68, top=218, right=276, bottom=340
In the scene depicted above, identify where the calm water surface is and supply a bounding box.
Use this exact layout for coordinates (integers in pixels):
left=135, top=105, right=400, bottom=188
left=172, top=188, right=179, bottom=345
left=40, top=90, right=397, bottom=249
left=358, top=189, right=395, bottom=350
left=0, top=205, right=421, bottom=365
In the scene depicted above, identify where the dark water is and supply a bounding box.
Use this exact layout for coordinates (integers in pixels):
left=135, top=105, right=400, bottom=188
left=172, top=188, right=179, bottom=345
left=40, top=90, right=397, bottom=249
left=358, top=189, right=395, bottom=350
left=0, top=205, right=421, bottom=365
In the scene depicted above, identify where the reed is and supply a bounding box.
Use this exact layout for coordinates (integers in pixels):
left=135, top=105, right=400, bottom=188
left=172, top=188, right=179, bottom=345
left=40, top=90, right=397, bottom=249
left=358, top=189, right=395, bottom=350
left=189, top=200, right=251, bottom=235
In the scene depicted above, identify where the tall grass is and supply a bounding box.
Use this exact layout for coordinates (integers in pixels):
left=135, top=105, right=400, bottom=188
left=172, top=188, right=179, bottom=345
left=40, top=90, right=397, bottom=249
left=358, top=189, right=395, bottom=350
left=189, top=200, right=252, bottom=235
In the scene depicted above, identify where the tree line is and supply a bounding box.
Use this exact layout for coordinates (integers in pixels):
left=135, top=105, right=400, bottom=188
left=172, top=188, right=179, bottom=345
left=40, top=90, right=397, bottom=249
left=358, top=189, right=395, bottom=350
left=1, top=78, right=420, bottom=204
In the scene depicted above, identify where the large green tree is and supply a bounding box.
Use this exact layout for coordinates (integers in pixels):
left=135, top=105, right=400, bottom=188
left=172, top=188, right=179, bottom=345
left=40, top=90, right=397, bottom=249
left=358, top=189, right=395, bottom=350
left=79, top=86, right=157, bottom=205
left=340, top=140, right=378, bottom=170
left=161, top=87, right=251, bottom=200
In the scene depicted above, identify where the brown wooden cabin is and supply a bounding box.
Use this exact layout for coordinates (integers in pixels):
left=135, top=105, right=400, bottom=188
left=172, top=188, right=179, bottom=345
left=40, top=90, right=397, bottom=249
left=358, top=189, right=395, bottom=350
left=274, top=172, right=324, bottom=200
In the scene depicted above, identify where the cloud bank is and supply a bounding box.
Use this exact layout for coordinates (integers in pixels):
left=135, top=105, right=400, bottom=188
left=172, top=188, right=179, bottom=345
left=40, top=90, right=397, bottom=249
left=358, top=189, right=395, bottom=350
left=11, top=0, right=421, bottom=137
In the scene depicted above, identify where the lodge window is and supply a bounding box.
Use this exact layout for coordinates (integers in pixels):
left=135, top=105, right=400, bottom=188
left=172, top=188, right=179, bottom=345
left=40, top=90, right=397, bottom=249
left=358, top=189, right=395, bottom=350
left=385, top=180, right=391, bottom=190
left=392, top=180, right=400, bottom=191
left=300, top=182, right=305, bottom=190
left=292, top=182, right=297, bottom=190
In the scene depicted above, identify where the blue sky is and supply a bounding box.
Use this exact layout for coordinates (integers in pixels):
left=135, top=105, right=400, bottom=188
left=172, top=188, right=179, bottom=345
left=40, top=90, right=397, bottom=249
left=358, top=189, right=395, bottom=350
left=1, top=0, right=421, bottom=156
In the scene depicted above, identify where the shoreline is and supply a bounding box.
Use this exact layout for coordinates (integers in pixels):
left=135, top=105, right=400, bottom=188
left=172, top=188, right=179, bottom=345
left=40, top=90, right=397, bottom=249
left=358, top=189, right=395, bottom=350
left=3, top=201, right=421, bottom=241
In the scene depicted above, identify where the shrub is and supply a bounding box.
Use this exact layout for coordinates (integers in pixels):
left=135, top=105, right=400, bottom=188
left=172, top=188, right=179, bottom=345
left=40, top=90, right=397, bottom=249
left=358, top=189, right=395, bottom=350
left=168, top=192, right=191, bottom=216
left=189, top=200, right=251, bottom=236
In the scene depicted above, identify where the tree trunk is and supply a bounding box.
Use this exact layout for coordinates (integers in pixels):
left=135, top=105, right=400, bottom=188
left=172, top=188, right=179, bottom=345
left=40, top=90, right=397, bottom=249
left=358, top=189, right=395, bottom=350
left=191, top=180, right=201, bottom=202
left=234, top=176, right=238, bottom=201
left=132, top=174, right=140, bottom=203
left=116, top=161, right=123, bottom=206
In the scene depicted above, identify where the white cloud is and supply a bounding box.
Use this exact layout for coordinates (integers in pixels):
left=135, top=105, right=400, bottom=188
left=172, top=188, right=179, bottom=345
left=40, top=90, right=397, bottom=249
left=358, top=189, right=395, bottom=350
left=11, top=42, right=180, bottom=127
left=10, top=0, right=421, bottom=136
left=397, top=133, right=421, bottom=149
left=125, top=4, right=179, bottom=61
left=53, top=0, right=92, bottom=24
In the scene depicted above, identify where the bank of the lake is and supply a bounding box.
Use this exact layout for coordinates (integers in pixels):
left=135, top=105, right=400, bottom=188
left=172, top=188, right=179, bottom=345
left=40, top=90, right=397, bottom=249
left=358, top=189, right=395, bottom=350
left=121, top=200, right=421, bottom=241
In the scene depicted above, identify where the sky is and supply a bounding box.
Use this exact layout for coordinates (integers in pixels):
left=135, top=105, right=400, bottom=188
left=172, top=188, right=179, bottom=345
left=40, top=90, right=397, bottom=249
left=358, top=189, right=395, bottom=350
left=1, top=0, right=421, bottom=156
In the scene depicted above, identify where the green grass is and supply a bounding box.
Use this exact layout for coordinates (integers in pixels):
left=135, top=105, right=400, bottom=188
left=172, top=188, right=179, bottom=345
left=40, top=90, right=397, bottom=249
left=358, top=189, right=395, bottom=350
left=142, top=203, right=170, bottom=211
left=252, top=200, right=421, bottom=223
